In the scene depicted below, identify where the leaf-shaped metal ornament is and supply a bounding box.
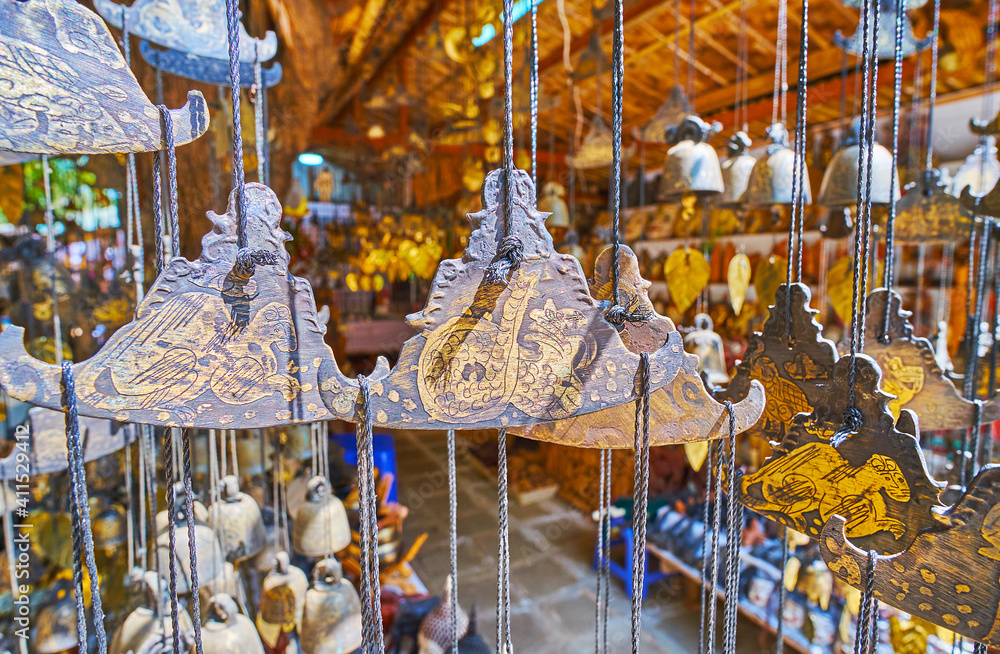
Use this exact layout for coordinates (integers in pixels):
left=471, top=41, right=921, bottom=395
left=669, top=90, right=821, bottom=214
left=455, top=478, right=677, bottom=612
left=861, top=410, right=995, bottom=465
left=754, top=255, right=788, bottom=311
left=740, top=355, right=945, bottom=554
left=685, top=441, right=709, bottom=472
left=664, top=248, right=710, bottom=313
left=894, top=169, right=974, bottom=243
left=728, top=253, right=752, bottom=315
left=510, top=245, right=765, bottom=448
left=820, top=465, right=1000, bottom=646
left=828, top=256, right=884, bottom=325
left=0, top=0, right=208, bottom=154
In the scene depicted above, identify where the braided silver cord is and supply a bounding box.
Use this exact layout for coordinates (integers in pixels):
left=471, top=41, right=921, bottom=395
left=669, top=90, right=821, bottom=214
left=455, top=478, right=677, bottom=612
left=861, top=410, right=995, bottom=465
left=774, top=530, right=789, bottom=654
left=925, top=0, right=942, bottom=170
left=149, top=149, right=163, bottom=272
left=496, top=427, right=513, bottom=654
left=880, top=0, right=906, bottom=343
left=180, top=429, right=204, bottom=654
left=854, top=550, right=878, bottom=654
left=162, top=432, right=182, bottom=654
left=448, top=429, right=459, bottom=654
left=530, top=0, right=538, bottom=190
left=630, top=353, right=651, bottom=654
left=721, top=404, right=743, bottom=654
left=40, top=156, right=63, bottom=367
left=610, top=0, right=624, bottom=310
left=705, top=418, right=726, bottom=654
left=254, top=45, right=265, bottom=184
left=698, top=441, right=715, bottom=654
left=595, top=449, right=611, bottom=654
left=224, top=0, right=248, bottom=244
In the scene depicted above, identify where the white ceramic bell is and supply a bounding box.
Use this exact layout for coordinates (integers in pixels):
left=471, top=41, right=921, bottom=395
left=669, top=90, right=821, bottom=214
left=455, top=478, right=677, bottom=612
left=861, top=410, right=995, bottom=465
left=719, top=132, right=756, bottom=206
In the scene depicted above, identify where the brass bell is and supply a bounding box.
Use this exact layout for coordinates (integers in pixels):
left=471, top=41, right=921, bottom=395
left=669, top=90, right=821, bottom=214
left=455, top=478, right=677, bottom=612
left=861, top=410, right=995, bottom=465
left=291, top=476, right=351, bottom=558
left=719, top=132, right=756, bottom=206
left=300, top=558, right=363, bottom=654
left=256, top=551, right=309, bottom=648
left=741, top=123, right=812, bottom=207
left=198, top=561, right=249, bottom=622
left=659, top=115, right=724, bottom=200
left=209, top=475, right=266, bottom=562
left=32, top=577, right=78, bottom=654
left=538, top=181, right=570, bottom=230
left=236, top=431, right=274, bottom=476
left=419, top=576, right=469, bottom=654
left=282, top=424, right=313, bottom=461
left=683, top=314, right=730, bottom=387
left=950, top=136, right=1000, bottom=198
left=90, top=497, right=127, bottom=552
left=110, top=570, right=195, bottom=654
left=817, top=117, right=900, bottom=207
left=155, top=482, right=226, bottom=594
left=202, top=594, right=266, bottom=654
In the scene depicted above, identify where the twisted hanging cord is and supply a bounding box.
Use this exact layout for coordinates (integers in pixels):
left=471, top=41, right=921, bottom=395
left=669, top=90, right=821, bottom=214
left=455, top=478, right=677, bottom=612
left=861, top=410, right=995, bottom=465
left=687, top=0, right=696, bottom=103
left=705, top=416, right=726, bottom=654
left=880, top=0, right=906, bottom=345
left=485, top=0, right=523, bottom=287
left=530, top=0, right=538, bottom=190
left=357, top=375, right=385, bottom=653
left=496, top=427, right=513, bottom=654
left=609, top=0, right=624, bottom=311
left=594, top=448, right=607, bottom=654
left=156, top=107, right=180, bottom=259
left=785, top=0, right=810, bottom=336
left=40, top=156, right=63, bottom=367
left=925, top=0, right=942, bottom=171
left=630, top=353, right=651, bottom=654
left=774, top=530, right=790, bottom=654
left=224, top=0, right=248, bottom=238
left=254, top=45, right=265, bottom=183
left=180, top=429, right=204, bottom=654
left=63, top=363, right=108, bottom=654
left=447, top=429, right=459, bottom=654
left=162, top=431, right=182, bottom=654
left=854, top=550, right=879, bottom=654
left=601, top=449, right=612, bottom=654
left=125, top=434, right=135, bottom=572
left=721, top=404, right=743, bottom=654
left=772, top=0, right=788, bottom=127
left=697, top=441, right=715, bottom=654
left=151, top=150, right=164, bottom=274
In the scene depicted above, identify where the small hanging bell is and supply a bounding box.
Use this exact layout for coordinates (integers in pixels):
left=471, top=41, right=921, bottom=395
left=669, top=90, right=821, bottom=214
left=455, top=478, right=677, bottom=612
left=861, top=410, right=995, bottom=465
left=155, top=482, right=227, bottom=594
left=282, top=425, right=313, bottom=461
left=950, top=136, right=1000, bottom=199
left=659, top=115, right=724, bottom=201
left=209, top=474, right=266, bottom=562
left=90, top=496, right=127, bottom=552
left=32, top=577, right=78, bottom=654
left=256, top=551, right=309, bottom=648
left=291, top=476, right=351, bottom=557
left=201, top=594, right=266, bottom=654
left=683, top=314, right=730, bottom=387
left=419, top=576, right=470, bottom=654
left=299, top=558, right=363, bottom=654
left=817, top=117, right=899, bottom=208
left=444, top=605, right=490, bottom=654
left=110, top=570, right=196, bottom=654
left=236, top=431, right=274, bottom=476
left=741, top=123, right=812, bottom=207
left=198, top=561, right=249, bottom=622
left=719, top=132, right=756, bottom=206
left=538, top=181, right=570, bottom=230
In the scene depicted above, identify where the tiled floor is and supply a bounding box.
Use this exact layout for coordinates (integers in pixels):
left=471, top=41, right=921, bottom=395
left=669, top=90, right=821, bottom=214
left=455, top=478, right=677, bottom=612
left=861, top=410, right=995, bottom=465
left=394, top=430, right=767, bottom=653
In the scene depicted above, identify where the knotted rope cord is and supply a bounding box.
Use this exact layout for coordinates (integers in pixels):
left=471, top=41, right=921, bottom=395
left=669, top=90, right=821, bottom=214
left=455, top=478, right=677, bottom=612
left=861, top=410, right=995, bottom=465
left=854, top=550, right=879, bottom=654
left=485, top=0, right=523, bottom=287
left=156, top=107, right=181, bottom=259
left=496, top=427, right=513, bottom=654
left=254, top=44, right=266, bottom=184
left=721, top=404, right=744, bottom=654
left=774, top=530, right=790, bottom=654
left=924, top=0, right=942, bottom=172
left=137, top=427, right=148, bottom=572
left=530, top=0, right=538, bottom=189
left=697, top=440, right=715, bottom=654
left=40, top=156, right=63, bottom=367
left=179, top=428, right=205, bottom=654
left=629, top=353, right=652, bottom=654
left=704, top=415, right=726, bottom=654
left=63, top=363, right=108, bottom=654
left=785, top=0, right=810, bottom=337
left=162, top=432, right=182, bottom=654
left=879, top=0, right=906, bottom=343
left=844, top=0, right=879, bottom=433
left=357, top=376, right=385, bottom=653
left=447, top=429, right=459, bottom=654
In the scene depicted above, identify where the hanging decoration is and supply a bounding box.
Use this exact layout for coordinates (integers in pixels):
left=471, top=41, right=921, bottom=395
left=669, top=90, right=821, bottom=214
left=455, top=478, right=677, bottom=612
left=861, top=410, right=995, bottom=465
left=663, top=246, right=710, bottom=313
left=894, top=169, right=974, bottom=243
left=727, top=252, right=752, bottom=315
left=0, top=184, right=340, bottom=429
left=139, top=41, right=283, bottom=88
left=201, top=594, right=266, bottom=654
left=818, top=118, right=900, bottom=208
left=569, top=31, right=610, bottom=81
left=721, top=283, right=838, bottom=442
left=0, top=0, right=208, bottom=154
left=659, top=115, right=724, bottom=200
left=636, top=86, right=692, bottom=144
left=742, top=123, right=812, bottom=207
left=565, top=116, right=633, bottom=170
left=510, top=246, right=765, bottom=448
left=299, top=558, right=363, bottom=654
left=835, top=0, right=931, bottom=59
left=719, top=132, right=755, bottom=206
left=862, top=289, right=1000, bottom=428
left=95, top=0, right=277, bottom=62
left=820, top=465, right=1000, bottom=647
left=950, top=136, right=1000, bottom=199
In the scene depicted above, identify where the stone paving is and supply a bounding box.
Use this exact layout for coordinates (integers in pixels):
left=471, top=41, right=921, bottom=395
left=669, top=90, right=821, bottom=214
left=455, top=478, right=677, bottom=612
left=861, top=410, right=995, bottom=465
left=394, top=430, right=768, bottom=653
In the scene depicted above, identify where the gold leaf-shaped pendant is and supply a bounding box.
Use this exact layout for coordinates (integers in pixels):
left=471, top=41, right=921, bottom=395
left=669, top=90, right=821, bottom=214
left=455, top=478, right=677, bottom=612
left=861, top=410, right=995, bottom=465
left=664, top=248, right=710, bottom=313
left=828, top=256, right=884, bottom=324
left=753, top=255, right=788, bottom=309
left=684, top=441, right=709, bottom=471
left=728, top=253, right=752, bottom=315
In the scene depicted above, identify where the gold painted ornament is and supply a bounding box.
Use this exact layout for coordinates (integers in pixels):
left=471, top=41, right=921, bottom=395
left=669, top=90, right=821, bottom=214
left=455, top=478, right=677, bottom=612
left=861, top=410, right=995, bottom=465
left=511, top=245, right=765, bottom=448
left=684, top=441, right=709, bottom=471
left=827, top=256, right=883, bottom=325
left=664, top=248, right=710, bottom=313
left=753, top=255, right=788, bottom=311
left=893, top=169, right=974, bottom=243
left=256, top=551, right=309, bottom=648
left=727, top=253, right=752, bottom=315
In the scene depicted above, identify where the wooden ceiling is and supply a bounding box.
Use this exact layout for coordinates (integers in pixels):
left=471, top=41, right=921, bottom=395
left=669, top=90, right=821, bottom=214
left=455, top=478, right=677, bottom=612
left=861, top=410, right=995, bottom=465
left=258, top=0, right=995, bottom=193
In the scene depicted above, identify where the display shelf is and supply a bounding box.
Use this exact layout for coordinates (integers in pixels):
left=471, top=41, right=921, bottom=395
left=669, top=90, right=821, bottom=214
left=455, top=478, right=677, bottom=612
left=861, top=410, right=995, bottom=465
left=646, top=543, right=818, bottom=654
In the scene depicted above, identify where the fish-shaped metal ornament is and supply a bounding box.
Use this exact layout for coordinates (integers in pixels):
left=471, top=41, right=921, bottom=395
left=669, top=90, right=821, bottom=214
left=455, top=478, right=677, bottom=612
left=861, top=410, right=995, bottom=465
left=0, top=0, right=207, bottom=154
